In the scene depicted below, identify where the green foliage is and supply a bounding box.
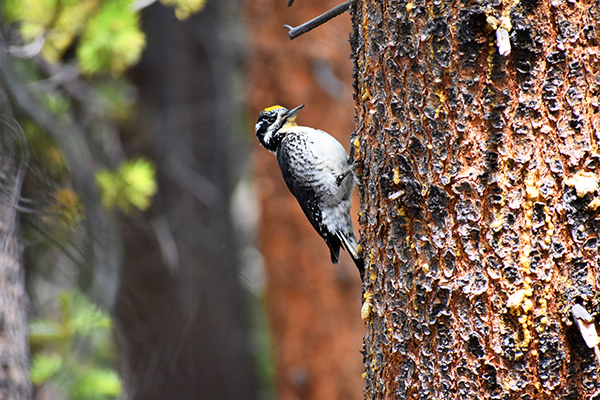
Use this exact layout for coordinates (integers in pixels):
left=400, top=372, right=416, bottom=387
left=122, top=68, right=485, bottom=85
left=5, top=0, right=97, bottom=61
left=71, top=369, right=122, bottom=399
left=96, top=158, right=157, bottom=214
left=30, top=353, right=63, bottom=384
left=29, top=290, right=121, bottom=399
left=4, top=0, right=206, bottom=76
left=78, top=0, right=146, bottom=76
left=4, top=0, right=145, bottom=76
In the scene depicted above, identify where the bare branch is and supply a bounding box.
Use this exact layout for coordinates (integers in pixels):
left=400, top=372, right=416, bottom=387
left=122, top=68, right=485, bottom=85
left=284, top=1, right=350, bottom=40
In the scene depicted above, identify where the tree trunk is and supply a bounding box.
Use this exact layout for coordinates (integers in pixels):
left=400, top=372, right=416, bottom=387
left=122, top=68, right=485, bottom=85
left=0, top=88, right=32, bottom=399
left=246, top=1, right=365, bottom=399
left=352, top=0, right=600, bottom=398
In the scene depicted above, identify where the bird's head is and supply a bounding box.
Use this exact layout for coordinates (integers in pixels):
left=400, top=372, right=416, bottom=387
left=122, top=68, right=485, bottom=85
left=255, top=104, right=304, bottom=152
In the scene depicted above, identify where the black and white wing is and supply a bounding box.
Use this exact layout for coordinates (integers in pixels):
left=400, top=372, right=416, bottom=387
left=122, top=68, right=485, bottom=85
left=276, top=135, right=343, bottom=263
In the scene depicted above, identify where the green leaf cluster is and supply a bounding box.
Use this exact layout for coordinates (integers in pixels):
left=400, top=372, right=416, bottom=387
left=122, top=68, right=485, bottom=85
left=3, top=0, right=146, bottom=76
left=77, top=0, right=146, bottom=75
left=4, top=0, right=207, bottom=75
left=29, top=290, right=121, bottom=399
left=96, top=158, right=157, bottom=214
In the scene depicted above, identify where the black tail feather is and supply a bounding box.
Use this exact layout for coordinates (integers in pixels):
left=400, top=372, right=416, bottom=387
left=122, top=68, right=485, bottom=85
left=352, top=253, right=365, bottom=281
left=324, top=231, right=364, bottom=280
left=326, top=233, right=341, bottom=264
left=336, top=231, right=364, bottom=281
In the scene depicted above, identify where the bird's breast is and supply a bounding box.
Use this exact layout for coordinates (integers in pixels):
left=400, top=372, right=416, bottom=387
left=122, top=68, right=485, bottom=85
left=279, top=130, right=352, bottom=203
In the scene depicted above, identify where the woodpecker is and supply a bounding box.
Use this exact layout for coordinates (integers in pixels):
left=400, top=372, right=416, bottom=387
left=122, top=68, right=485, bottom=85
left=255, top=104, right=364, bottom=279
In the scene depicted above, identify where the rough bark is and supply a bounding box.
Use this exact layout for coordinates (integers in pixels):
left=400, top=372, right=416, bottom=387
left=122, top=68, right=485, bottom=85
left=352, top=0, right=600, bottom=398
left=246, top=1, right=365, bottom=399
left=0, top=89, right=32, bottom=399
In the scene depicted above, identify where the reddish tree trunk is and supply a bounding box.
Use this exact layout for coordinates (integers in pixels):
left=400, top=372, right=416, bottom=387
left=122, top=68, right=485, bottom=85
left=352, top=0, right=600, bottom=397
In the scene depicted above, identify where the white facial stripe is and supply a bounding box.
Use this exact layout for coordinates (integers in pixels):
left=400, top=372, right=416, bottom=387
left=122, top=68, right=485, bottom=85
left=263, top=129, right=273, bottom=144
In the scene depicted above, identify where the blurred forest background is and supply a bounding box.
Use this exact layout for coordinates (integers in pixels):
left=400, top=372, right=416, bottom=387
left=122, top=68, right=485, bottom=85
left=0, top=0, right=364, bottom=399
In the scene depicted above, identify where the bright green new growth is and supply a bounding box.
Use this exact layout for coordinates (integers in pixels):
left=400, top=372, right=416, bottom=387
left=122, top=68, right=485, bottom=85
left=3, top=0, right=143, bottom=75
left=96, top=158, right=158, bottom=214
left=29, top=291, right=121, bottom=399
left=77, top=0, right=146, bottom=75
left=4, top=0, right=206, bottom=76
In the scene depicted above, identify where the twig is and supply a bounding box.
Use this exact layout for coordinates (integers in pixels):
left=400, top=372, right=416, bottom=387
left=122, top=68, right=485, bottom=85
left=284, top=1, right=350, bottom=40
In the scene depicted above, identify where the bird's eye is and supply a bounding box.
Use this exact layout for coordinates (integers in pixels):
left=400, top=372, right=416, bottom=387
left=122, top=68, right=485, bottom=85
left=267, top=115, right=276, bottom=123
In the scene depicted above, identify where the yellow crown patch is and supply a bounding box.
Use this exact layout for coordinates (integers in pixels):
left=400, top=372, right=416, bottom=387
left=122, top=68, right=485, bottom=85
left=263, top=105, right=285, bottom=112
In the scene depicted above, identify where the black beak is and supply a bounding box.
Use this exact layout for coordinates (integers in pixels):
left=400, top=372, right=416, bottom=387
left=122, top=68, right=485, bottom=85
left=284, top=104, right=305, bottom=122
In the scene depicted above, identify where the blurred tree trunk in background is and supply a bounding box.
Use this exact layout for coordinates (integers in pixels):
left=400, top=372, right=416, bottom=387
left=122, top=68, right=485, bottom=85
left=246, top=1, right=364, bottom=400
left=0, top=84, right=32, bottom=400
left=114, top=1, right=259, bottom=399
left=352, top=0, right=600, bottom=398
